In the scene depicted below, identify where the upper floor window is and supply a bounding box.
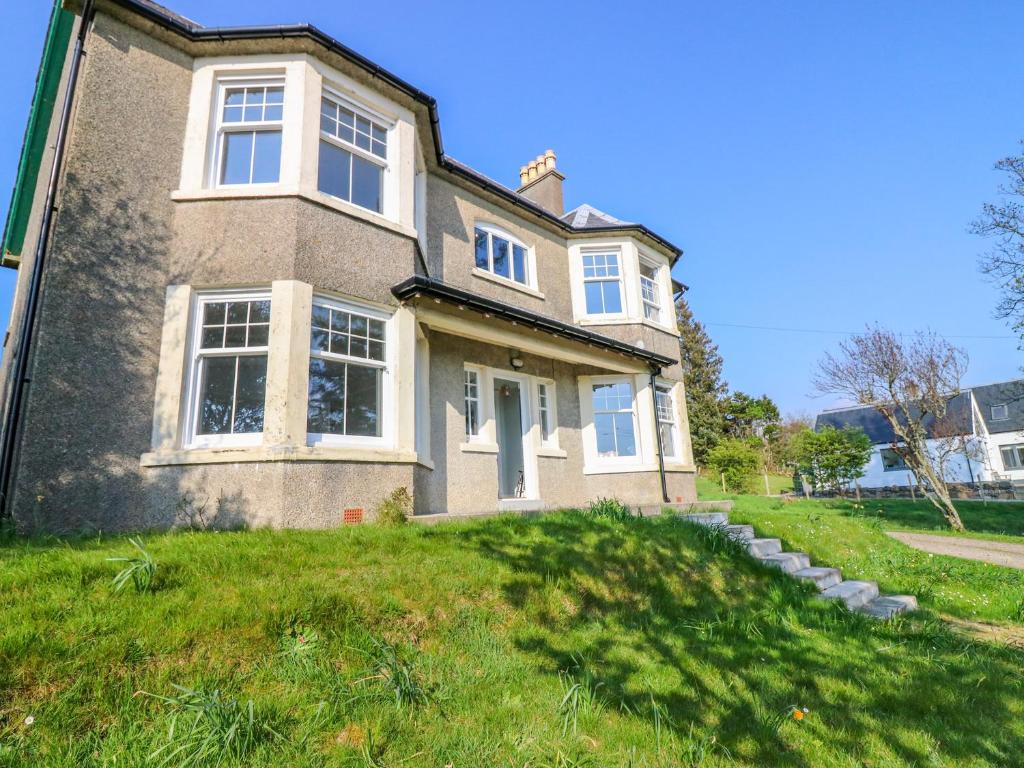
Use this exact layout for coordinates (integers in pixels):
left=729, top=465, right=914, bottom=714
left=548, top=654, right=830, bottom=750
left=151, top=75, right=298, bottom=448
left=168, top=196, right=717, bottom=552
left=307, top=298, right=389, bottom=441
left=474, top=225, right=529, bottom=286
left=582, top=252, right=623, bottom=316
left=318, top=94, right=388, bottom=214
left=1002, top=443, right=1024, bottom=470
left=592, top=380, right=636, bottom=458
left=992, top=404, right=1010, bottom=421
left=640, top=262, right=662, bottom=322
left=188, top=293, right=271, bottom=447
left=215, top=81, right=284, bottom=186
left=655, top=384, right=679, bottom=459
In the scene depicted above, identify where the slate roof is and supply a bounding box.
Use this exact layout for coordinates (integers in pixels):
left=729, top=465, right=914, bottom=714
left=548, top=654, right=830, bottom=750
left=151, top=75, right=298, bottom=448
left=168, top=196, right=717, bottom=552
left=561, top=204, right=632, bottom=229
left=815, top=391, right=974, bottom=444
left=971, top=380, right=1024, bottom=434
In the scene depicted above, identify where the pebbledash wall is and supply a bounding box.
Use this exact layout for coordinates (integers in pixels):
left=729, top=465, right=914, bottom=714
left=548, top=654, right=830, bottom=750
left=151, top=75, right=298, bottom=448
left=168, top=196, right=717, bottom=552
left=2, top=9, right=695, bottom=533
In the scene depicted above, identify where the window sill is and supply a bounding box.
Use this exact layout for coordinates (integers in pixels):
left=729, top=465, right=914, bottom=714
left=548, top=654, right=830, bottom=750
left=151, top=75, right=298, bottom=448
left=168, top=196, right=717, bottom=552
left=170, top=187, right=418, bottom=241
left=459, top=441, right=499, bottom=454
left=470, top=268, right=545, bottom=299
left=537, top=446, right=567, bottom=459
left=577, top=317, right=678, bottom=336
left=582, top=461, right=657, bottom=476
left=140, top=444, right=420, bottom=467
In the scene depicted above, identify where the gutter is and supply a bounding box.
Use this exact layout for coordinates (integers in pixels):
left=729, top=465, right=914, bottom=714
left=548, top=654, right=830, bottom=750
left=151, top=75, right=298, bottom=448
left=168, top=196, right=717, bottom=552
left=0, top=0, right=95, bottom=518
left=391, top=275, right=676, bottom=368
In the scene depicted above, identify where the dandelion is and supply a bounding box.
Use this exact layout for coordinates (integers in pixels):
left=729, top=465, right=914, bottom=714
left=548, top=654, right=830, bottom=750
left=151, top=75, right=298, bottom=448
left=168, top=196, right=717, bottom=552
left=793, top=707, right=809, bottom=721
left=24, top=715, right=35, bottom=726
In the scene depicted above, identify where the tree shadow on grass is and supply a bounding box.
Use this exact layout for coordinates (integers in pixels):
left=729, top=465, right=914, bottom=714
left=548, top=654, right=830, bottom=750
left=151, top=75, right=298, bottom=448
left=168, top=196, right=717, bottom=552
left=457, top=513, right=1024, bottom=766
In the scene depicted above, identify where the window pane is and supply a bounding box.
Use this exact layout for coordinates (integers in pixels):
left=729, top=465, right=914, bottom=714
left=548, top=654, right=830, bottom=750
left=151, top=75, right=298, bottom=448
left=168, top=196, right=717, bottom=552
left=203, top=302, right=227, bottom=325
left=346, top=365, right=381, bottom=437
left=595, top=413, right=616, bottom=456
left=198, top=357, right=236, bottom=435
left=318, top=140, right=351, bottom=200
left=250, top=300, right=271, bottom=323
left=331, top=311, right=350, bottom=333
left=251, top=131, right=282, bottom=183
left=225, top=89, right=245, bottom=107
left=224, top=325, right=247, bottom=347
left=601, top=281, right=622, bottom=314
left=311, top=329, right=330, bottom=353
left=585, top=281, right=605, bottom=314
left=221, top=132, right=254, bottom=185
left=512, top=244, right=527, bottom=284
left=307, top=358, right=346, bottom=435
left=613, top=412, right=636, bottom=456
left=247, top=324, right=269, bottom=347
left=201, top=326, right=224, bottom=349
left=312, top=304, right=331, bottom=330
left=351, top=155, right=383, bottom=212
left=474, top=229, right=489, bottom=270
left=660, top=423, right=676, bottom=457
left=350, top=315, right=368, bottom=337
left=492, top=237, right=510, bottom=278
left=233, top=356, right=267, bottom=433
left=227, top=302, right=248, bottom=324
left=350, top=337, right=368, bottom=358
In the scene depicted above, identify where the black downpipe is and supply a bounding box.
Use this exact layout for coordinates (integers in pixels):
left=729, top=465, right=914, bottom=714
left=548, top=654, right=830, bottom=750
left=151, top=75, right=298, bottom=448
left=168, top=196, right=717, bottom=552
left=650, top=367, right=670, bottom=504
left=0, top=0, right=95, bottom=518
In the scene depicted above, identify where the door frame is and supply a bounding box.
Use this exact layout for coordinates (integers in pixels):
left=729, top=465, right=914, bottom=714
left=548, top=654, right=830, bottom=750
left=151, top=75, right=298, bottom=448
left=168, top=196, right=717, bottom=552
left=492, top=372, right=539, bottom=501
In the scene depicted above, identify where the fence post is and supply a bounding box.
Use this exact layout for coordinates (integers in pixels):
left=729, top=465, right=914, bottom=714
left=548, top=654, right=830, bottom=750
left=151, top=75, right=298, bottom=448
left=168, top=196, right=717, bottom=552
left=855, top=480, right=861, bottom=503
left=764, top=469, right=771, bottom=496
left=721, top=472, right=726, bottom=493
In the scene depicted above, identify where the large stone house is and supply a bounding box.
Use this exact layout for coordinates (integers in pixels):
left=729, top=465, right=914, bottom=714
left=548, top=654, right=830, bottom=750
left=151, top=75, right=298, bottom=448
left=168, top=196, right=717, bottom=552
left=0, top=0, right=697, bottom=532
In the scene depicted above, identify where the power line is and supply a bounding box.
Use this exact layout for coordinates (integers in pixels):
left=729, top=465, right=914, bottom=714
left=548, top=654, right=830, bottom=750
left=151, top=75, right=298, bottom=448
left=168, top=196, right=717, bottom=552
left=704, top=321, right=1016, bottom=341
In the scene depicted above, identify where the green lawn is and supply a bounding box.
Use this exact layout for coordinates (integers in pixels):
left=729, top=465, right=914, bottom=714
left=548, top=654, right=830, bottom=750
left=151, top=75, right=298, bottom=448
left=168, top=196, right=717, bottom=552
left=2, top=514, right=1024, bottom=766
left=697, top=477, right=1024, bottom=625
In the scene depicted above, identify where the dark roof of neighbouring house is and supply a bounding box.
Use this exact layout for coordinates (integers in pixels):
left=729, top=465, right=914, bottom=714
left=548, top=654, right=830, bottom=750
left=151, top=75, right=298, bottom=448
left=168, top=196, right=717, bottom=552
left=814, top=391, right=974, bottom=444
left=9, top=0, right=682, bottom=266
left=970, top=380, right=1024, bottom=434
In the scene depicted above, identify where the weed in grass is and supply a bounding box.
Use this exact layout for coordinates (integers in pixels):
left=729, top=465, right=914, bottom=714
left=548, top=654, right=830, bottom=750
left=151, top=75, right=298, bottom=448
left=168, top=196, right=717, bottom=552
left=557, top=655, right=605, bottom=736
left=680, top=723, right=729, bottom=767
left=536, top=744, right=595, bottom=768
left=354, top=637, right=428, bottom=709
left=585, top=497, right=634, bottom=522
left=687, top=521, right=747, bottom=557
left=121, top=637, right=150, bottom=666
left=648, top=693, right=673, bottom=753
left=142, top=684, right=281, bottom=767
left=375, top=487, right=412, bottom=526
left=278, top=620, right=322, bottom=667
left=106, top=537, right=156, bottom=593
left=1013, top=597, right=1024, bottom=623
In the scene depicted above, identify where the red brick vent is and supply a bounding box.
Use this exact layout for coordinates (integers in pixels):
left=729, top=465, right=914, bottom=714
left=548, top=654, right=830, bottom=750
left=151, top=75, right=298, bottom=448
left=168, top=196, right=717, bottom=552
left=343, top=508, right=364, bottom=525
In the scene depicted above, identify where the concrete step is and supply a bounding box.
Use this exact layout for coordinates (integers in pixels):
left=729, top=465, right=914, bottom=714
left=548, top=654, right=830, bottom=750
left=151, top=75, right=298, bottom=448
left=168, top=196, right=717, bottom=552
left=793, top=566, right=843, bottom=591
left=746, top=538, right=782, bottom=558
left=725, top=524, right=755, bottom=541
left=858, top=595, right=919, bottom=619
left=760, top=552, right=811, bottom=574
left=820, top=580, right=880, bottom=611
left=681, top=512, right=729, bottom=527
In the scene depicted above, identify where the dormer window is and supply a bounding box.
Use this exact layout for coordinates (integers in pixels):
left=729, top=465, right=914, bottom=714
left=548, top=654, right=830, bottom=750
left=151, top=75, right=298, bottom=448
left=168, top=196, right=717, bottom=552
left=214, top=80, right=284, bottom=186
left=317, top=93, right=389, bottom=214
left=992, top=404, right=1010, bottom=421
left=474, top=225, right=530, bottom=286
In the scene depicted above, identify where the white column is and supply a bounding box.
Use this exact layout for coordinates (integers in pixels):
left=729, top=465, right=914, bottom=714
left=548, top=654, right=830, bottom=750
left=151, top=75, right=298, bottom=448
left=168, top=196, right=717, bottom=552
left=150, top=284, right=193, bottom=451
left=264, top=280, right=312, bottom=449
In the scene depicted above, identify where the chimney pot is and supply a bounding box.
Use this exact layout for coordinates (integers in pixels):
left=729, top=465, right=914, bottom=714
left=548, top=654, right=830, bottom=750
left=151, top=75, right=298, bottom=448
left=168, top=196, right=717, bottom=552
left=527, top=162, right=538, bottom=181
left=544, top=149, right=556, bottom=171
left=516, top=148, right=564, bottom=215
left=519, top=165, right=529, bottom=185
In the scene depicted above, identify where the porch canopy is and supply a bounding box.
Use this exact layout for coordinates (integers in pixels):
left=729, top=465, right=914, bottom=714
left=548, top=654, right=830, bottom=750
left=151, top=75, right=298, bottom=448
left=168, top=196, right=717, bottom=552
left=391, top=275, right=674, bottom=374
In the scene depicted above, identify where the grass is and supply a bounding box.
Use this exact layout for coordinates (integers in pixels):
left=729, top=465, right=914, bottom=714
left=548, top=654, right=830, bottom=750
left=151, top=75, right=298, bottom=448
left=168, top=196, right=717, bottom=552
left=700, top=473, right=793, bottom=497
left=697, top=476, right=1024, bottom=625
left=0, top=513, right=1023, bottom=766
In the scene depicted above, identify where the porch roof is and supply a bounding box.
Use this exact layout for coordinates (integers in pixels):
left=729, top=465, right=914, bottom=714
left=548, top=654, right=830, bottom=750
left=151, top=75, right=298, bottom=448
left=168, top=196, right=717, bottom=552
left=391, top=275, right=675, bottom=370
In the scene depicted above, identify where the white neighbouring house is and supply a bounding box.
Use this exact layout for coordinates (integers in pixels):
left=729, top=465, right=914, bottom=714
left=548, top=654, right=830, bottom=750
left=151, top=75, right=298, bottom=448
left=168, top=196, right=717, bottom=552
left=814, top=380, right=1024, bottom=495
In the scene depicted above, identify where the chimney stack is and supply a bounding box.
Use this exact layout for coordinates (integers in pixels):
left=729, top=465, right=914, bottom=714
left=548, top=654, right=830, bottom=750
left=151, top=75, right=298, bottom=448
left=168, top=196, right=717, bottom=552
left=517, top=149, right=564, bottom=215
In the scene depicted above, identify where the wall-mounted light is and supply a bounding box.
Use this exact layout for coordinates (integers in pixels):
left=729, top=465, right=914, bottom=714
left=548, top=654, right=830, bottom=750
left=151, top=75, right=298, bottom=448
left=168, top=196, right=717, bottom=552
left=510, top=352, right=524, bottom=369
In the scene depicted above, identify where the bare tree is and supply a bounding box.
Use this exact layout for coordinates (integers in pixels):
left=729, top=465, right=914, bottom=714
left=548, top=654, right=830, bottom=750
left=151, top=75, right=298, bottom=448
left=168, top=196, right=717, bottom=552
left=814, top=327, right=968, bottom=531
left=930, top=410, right=986, bottom=489
left=972, top=141, right=1024, bottom=336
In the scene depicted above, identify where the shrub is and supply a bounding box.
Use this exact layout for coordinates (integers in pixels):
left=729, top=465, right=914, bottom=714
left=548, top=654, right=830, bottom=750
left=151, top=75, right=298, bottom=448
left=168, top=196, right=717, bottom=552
left=706, top=438, right=762, bottom=493
left=375, top=487, right=412, bottom=526
left=106, top=538, right=157, bottom=593
left=585, top=497, right=634, bottom=521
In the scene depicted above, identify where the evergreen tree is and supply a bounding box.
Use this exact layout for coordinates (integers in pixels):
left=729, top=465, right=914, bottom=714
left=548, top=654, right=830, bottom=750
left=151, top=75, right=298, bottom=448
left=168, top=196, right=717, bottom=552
left=675, top=295, right=727, bottom=466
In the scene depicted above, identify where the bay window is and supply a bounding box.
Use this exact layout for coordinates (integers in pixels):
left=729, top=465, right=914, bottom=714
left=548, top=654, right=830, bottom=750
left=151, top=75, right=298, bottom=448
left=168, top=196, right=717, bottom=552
left=655, top=384, right=679, bottom=459
left=317, top=93, right=389, bottom=214
left=214, top=80, right=284, bottom=186
left=592, top=381, right=637, bottom=458
left=188, top=293, right=271, bottom=447
left=640, top=262, right=662, bottom=322
left=307, top=298, right=390, bottom=442
left=465, top=368, right=481, bottom=439
left=582, top=251, right=624, bottom=316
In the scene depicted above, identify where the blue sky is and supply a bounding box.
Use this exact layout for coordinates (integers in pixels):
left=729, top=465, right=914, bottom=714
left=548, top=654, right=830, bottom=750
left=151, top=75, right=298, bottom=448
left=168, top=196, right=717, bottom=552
left=2, top=0, right=1022, bottom=416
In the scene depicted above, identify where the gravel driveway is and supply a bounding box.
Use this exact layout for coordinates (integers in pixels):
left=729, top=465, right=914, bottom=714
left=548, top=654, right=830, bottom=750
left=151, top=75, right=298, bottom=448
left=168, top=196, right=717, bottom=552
left=887, top=532, right=1024, bottom=570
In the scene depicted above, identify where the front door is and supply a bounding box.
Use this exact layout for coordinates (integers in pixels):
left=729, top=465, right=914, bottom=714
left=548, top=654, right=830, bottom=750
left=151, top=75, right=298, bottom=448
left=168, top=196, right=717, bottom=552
left=493, top=378, right=525, bottom=498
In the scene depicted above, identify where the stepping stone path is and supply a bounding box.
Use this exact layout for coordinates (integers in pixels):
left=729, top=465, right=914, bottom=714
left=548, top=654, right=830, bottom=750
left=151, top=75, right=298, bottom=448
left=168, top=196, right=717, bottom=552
left=682, top=511, right=917, bottom=620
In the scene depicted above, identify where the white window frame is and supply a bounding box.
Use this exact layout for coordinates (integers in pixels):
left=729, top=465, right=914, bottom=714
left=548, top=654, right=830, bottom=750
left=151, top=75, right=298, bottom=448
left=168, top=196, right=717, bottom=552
left=880, top=447, right=907, bottom=472
left=639, top=260, right=663, bottom=323
left=992, top=404, right=1010, bottom=421
left=580, top=248, right=626, bottom=319
left=464, top=366, right=484, bottom=442
left=535, top=380, right=559, bottom=449
left=306, top=295, right=395, bottom=449
left=1001, top=443, right=1024, bottom=471
left=316, top=87, right=393, bottom=216
left=209, top=75, right=285, bottom=189
left=588, top=376, right=639, bottom=463
left=184, top=289, right=272, bottom=449
left=655, top=381, right=680, bottom=460
left=472, top=223, right=536, bottom=290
